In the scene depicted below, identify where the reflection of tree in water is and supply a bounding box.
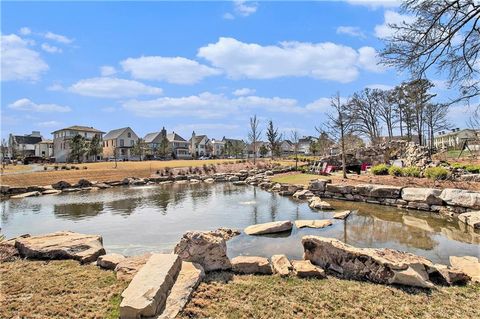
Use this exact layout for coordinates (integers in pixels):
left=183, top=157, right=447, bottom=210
left=54, top=202, right=104, bottom=220
left=345, top=214, right=437, bottom=250
left=251, top=187, right=258, bottom=225
left=270, top=192, right=278, bottom=221
left=1, top=200, right=8, bottom=226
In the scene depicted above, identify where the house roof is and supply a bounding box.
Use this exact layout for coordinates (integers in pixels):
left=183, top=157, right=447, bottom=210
left=37, top=139, right=53, bottom=144
left=167, top=133, right=186, bottom=142
left=144, top=132, right=162, bottom=143
left=222, top=137, right=244, bottom=144
left=189, top=135, right=207, bottom=143
left=52, top=125, right=105, bottom=134
left=103, top=127, right=132, bottom=140
left=12, top=135, right=42, bottom=145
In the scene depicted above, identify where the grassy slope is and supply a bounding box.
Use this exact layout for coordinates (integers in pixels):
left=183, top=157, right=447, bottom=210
left=270, top=173, right=323, bottom=185
left=181, top=272, right=480, bottom=319
left=0, top=260, right=127, bottom=319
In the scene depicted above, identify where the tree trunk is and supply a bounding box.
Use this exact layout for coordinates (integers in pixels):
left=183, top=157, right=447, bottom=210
left=340, top=125, right=347, bottom=179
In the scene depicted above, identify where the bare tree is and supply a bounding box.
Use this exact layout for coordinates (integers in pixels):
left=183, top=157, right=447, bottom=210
left=424, top=103, right=451, bottom=150
left=347, top=88, right=382, bottom=143
left=290, top=130, right=300, bottom=170
left=266, top=120, right=281, bottom=160
left=248, top=115, right=262, bottom=164
left=326, top=92, right=354, bottom=179
left=381, top=0, right=480, bottom=102
left=380, top=90, right=399, bottom=139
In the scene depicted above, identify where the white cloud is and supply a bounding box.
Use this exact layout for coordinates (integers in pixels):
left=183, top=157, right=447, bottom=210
left=44, top=31, right=73, bottom=44
left=366, top=83, right=394, bottom=90
left=197, top=37, right=383, bottom=83
left=47, top=83, right=64, bottom=91
left=357, top=46, right=385, bottom=72
left=234, top=1, right=258, bottom=16
left=233, top=88, right=256, bottom=96
left=121, top=56, right=221, bottom=84
left=374, top=10, right=415, bottom=39
left=304, top=98, right=332, bottom=112
left=41, top=43, right=62, bottom=53
left=1, top=34, right=49, bottom=81
left=174, top=123, right=241, bottom=132
left=336, top=26, right=366, bottom=39
left=19, top=27, right=31, bottom=35
left=69, top=77, right=163, bottom=98
left=346, top=0, right=400, bottom=9
left=38, top=120, right=62, bottom=128
left=9, top=98, right=71, bottom=113
left=222, top=12, right=235, bottom=20
left=100, top=65, right=117, bottom=76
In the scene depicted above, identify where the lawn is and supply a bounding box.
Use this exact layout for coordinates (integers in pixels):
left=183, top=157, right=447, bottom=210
left=181, top=272, right=480, bottom=319
left=0, top=260, right=127, bottom=319
left=270, top=172, right=324, bottom=185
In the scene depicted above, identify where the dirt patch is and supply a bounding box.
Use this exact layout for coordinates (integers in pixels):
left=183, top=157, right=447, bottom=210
left=180, top=272, right=480, bottom=319
left=0, top=260, right=127, bottom=319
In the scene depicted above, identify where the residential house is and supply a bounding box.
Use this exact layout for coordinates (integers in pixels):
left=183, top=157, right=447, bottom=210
left=167, top=132, right=190, bottom=159
left=247, top=141, right=270, bottom=158
left=144, top=128, right=191, bottom=159
left=189, top=131, right=209, bottom=158
left=222, top=137, right=246, bottom=158
left=52, top=125, right=105, bottom=162
left=34, top=140, right=54, bottom=158
left=208, top=138, right=225, bottom=158
left=433, top=128, right=479, bottom=150
left=298, top=136, right=318, bottom=155
left=8, top=131, right=43, bottom=158
left=103, top=127, right=139, bottom=160
left=280, top=140, right=295, bottom=156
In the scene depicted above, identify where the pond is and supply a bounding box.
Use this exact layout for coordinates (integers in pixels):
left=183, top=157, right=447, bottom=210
left=1, top=183, right=479, bottom=264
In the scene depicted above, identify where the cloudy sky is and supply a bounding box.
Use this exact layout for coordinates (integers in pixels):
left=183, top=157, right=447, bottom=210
left=1, top=0, right=470, bottom=141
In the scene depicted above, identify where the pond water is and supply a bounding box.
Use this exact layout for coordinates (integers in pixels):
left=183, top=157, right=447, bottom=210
left=1, top=183, right=479, bottom=264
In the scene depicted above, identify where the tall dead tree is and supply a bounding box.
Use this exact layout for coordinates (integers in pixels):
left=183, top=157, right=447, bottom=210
left=348, top=88, right=382, bottom=144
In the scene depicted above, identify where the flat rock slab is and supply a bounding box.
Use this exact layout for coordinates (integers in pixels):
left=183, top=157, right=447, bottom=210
left=157, top=262, right=205, bottom=319
left=333, top=210, right=351, bottom=220
left=291, top=260, right=326, bottom=278
left=10, top=191, right=41, bottom=199
left=231, top=256, right=272, bottom=274
left=115, top=253, right=152, bottom=281
left=450, top=256, right=480, bottom=283
left=244, top=220, right=293, bottom=235
left=271, top=254, right=292, bottom=277
left=120, top=254, right=182, bottom=319
left=15, top=231, right=105, bottom=264
left=457, top=211, right=480, bottom=229
left=42, top=189, right=62, bottom=195
left=97, top=253, right=126, bottom=270
left=440, top=189, right=480, bottom=209
left=401, top=188, right=443, bottom=205
left=309, top=197, right=334, bottom=210
left=295, top=220, right=332, bottom=229
left=293, top=189, right=314, bottom=199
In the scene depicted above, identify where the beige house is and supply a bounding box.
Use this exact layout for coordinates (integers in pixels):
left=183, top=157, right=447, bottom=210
left=34, top=140, right=54, bottom=158
left=189, top=131, right=209, bottom=158
left=144, top=128, right=190, bottom=159
left=103, top=127, right=139, bottom=160
left=8, top=131, right=43, bottom=158
left=208, top=138, right=225, bottom=157
left=433, top=128, right=479, bottom=150
left=52, top=125, right=104, bottom=162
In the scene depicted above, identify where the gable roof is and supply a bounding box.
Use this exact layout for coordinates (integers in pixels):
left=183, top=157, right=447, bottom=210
left=222, top=137, right=244, bottom=144
left=189, top=135, right=208, bottom=143
left=167, top=133, right=186, bottom=142
left=103, top=127, right=129, bottom=140
left=52, top=125, right=105, bottom=134
left=144, top=132, right=162, bottom=143
left=12, top=135, right=42, bottom=145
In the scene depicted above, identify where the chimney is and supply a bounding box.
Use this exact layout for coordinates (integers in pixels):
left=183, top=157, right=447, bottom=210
left=29, top=131, right=41, bottom=137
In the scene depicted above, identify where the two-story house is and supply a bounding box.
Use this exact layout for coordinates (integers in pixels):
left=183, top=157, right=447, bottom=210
left=103, top=127, right=139, bottom=160
left=207, top=138, right=225, bottom=158
left=52, top=125, right=105, bottom=162
left=34, top=140, right=54, bottom=158
left=222, top=137, right=246, bottom=158
left=280, top=140, right=295, bottom=156
left=8, top=131, right=43, bottom=158
left=144, top=128, right=191, bottom=159
left=298, top=136, right=318, bottom=155
left=189, top=131, right=209, bottom=158
left=167, top=132, right=190, bottom=159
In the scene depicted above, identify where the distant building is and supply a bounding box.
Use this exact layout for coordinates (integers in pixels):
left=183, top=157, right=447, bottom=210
left=144, top=128, right=191, bottom=159
left=8, top=131, right=43, bottom=158
left=280, top=140, right=295, bottom=155
left=52, top=125, right=105, bottom=162
left=167, top=132, right=190, bottom=159
left=207, top=138, right=225, bottom=157
left=434, top=128, right=479, bottom=150
left=222, top=137, right=246, bottom=158
left=103, top=127, right=139, bottom=160
left=189, top=131, right=209, bottom=158
left=247, top=141, right=269, bottom=158
left=34, top=140, right=54, bottom=158
left=298, top=136, right=318, bottom=155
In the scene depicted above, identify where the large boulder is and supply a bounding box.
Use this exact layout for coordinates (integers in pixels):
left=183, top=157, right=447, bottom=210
left=302, top=236, right=441, bottom=288
left=291, top=260, right=326, bottom=279
left=402, top=188, right=443, bottom=205
left=115, top=253, right=152, bottom=281
left=308, top=197, right=334, bottom=210
left=76, top=179, right=93, bottom=188
left=174, top=229, right=233, bottom=271
left=440, top=189, right=480, bottom=209
left=292, top=189, right=314, bottom=200
left=97, top=253, right=126, bottom=270
left=120, top=254, right=182, bottom=319
left=271, top=254, right=292, bottom=277
left=231, top=256, right=272, bottom=274
left=15, top=231, right=105, bottom=263
left=308, top=179, right=328, bottom=192
left=355, top=184, right=402, bottom=199
left=294, top=220, right=332, bottom=229
left=333, top=210, right=351, bottom=220
left=52, top=180, right=72, bottom=190
left=457, top=211, right=480, bottom=229
left=449, top=256, right=480, bottom=283
left=244, top=220, right=293, bottom=235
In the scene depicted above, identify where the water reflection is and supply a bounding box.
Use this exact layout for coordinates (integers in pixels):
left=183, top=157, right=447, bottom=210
left=1, top=183, right=478, bottom=264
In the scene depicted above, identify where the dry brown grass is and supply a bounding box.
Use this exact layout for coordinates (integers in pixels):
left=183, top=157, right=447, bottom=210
left=181, top=272, right=480, bottom=319
left=0, top=260, right=127, bottom=319
left=0, top=159, right=282, bottom=187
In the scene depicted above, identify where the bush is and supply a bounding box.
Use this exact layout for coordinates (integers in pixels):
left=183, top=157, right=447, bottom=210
left=54, top=166, right=59, bottom=170
left=43, top=166, right=48, bottom=171
left=371, top=164, right=389, bottom=175
left=451, top=163, right=466, bottom=169
left=402, top=166, right=421, bottom=177
left=388, top=166, right=403, bottom=177
left=465, top=165, right=480, bottom=173
left=424, top=167, right=449, bottom=180
left=83, top=166, right=87, bottom=170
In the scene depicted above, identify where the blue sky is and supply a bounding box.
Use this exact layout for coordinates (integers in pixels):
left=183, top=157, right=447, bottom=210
left=1, top=0, right=469, bottom=141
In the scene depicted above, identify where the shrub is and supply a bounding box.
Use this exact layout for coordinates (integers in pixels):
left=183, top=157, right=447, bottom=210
left=82, top=166, right=87, bottom=170
left=61, top=165, right=67, bottom=170
left=371, top=164, right=389, bottom=175
left=43, top=166, right=48, bottom=171
left=465, top=165, right=480, bottom=173
left=54, top=166, right=59, bottom=170
left=451, top=163, right=466, bottom=169
left=424, top=167, right=449, bottom=180
left=402, top=166, right=421, bottom=177
left=388, top=166, right=403, bottom=176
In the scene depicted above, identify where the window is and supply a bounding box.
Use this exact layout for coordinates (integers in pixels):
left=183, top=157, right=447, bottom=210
left=130, top=140, right=134, bottom=146
left=120, top=139, right=124, bottom=147
left=127, top=132, right=131, bottom=138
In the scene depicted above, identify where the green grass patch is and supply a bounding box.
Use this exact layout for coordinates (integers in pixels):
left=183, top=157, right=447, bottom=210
left=270, top=173, right=324, bottom=185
